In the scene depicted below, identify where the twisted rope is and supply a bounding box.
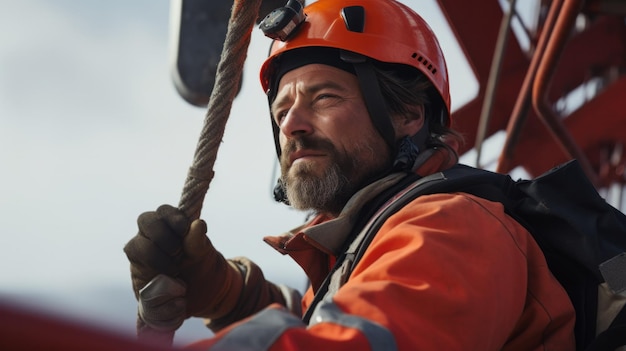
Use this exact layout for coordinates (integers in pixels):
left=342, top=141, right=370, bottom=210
left=179, top=0, right=263, bottom=221
left=137, top=0, right=263, bottom=344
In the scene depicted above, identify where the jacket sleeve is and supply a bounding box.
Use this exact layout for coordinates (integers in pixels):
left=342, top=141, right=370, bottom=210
left=205, top=256, right=303, bottom=332
left=187, top=193, right=574, bottom=350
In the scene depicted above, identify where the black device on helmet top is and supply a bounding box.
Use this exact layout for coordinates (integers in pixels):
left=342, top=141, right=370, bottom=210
left=260, top=0, right=306, bottom=41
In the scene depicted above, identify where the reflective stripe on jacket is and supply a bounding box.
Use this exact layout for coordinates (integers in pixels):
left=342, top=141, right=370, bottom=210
left=186, top=180, right=575, bottom=350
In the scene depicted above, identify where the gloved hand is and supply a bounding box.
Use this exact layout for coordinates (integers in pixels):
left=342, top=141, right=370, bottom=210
left=123, top=205, right=244, bottom=330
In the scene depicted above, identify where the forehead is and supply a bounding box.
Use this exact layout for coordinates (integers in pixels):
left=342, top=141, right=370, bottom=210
left=277, top=63, right=358, bottom=91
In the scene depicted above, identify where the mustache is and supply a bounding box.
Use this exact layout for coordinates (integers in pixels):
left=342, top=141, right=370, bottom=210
left=281, top=136, right=336, bottom=164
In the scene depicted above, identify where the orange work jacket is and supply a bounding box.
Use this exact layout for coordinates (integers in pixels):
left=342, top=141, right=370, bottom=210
left=186, top=170, right=576, bottom=350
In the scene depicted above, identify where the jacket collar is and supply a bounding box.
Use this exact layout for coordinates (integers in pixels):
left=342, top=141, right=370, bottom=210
left=262, top=172, right=407, bottom=291
left=262, top=146, right=457, bottom=288
left=263, top=172, right=406, bottom=256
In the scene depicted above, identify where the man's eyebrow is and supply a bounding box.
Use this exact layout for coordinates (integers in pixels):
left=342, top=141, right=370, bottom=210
left=305, top=80, right=348, bottom=94
left=272, top=80, right=348, bottom=113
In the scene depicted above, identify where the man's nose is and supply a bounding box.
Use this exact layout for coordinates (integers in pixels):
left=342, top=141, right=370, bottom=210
left=280, top=103, right=313, bottom=138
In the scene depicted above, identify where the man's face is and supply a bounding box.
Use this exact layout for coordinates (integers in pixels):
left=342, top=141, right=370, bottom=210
left=271, top=64, right=391, bottom=215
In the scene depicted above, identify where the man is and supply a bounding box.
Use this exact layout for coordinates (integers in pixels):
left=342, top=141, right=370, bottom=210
left=124, top=0, right=576, bottom=349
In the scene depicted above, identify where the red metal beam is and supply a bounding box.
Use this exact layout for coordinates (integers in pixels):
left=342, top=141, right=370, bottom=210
left=437, top=0, right=529, bottom=156
left=514, top=76, right=626, bottom=181
left=0, top=302, right=179, bottom=351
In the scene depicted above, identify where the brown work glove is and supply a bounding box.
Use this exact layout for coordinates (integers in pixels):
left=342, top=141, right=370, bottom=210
left=123, top=205, right=244, bottom=330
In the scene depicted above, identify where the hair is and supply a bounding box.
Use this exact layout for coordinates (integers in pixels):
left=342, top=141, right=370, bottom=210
left=372, top=62, right=464, bottom=162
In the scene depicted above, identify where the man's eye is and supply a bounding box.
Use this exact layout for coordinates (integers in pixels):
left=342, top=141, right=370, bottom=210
left=274, top=109, right=288, bottom=123
left=313, top=94, right=338, bottom=105
left=313, top=94, right=342, bottom=107
left=316, top=94, right=332, bottom=100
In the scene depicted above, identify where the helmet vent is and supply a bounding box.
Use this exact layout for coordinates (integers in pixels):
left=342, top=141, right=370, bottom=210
left=341, top=6, right=365, bottom=33
left=411, top=53, right=438, bottom=75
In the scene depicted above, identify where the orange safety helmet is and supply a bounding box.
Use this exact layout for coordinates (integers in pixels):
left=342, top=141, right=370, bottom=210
left=258, top=0, right=452, bottom=203
left=259, top=0, right=451, bottom=127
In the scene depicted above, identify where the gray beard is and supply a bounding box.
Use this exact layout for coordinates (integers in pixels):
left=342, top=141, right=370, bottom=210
left=283, top=161, right=351, bottom=215
left=279, top=134, right=390, bottom=215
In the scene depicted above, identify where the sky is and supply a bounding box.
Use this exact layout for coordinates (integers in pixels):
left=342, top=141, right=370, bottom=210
left=0, top=0, right=480, bottom=345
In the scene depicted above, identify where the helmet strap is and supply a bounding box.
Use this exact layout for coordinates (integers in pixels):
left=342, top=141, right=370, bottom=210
left=339, top=50, right=396, bottom=150
left=271, top=50, right=433, bottom=204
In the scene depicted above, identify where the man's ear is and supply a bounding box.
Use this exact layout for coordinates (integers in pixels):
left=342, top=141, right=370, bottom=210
left=393, top=104, right=424, bottom=137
